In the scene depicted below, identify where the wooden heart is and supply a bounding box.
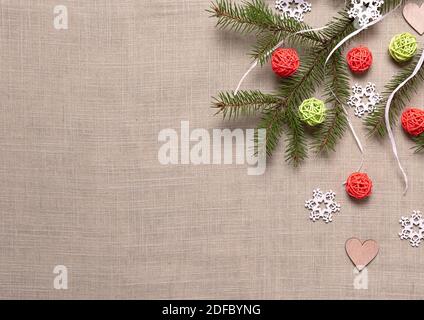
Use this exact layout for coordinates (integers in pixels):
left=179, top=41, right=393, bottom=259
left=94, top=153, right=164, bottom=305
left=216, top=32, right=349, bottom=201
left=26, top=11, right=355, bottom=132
left=403, top=3, right=424, bottom=35
left=345, top=238, right=379, bottom=271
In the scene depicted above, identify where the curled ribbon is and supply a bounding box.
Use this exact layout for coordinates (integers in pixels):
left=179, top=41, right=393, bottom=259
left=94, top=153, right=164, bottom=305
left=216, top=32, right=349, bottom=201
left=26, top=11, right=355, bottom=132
left=385, top=50, right=424, bottom=195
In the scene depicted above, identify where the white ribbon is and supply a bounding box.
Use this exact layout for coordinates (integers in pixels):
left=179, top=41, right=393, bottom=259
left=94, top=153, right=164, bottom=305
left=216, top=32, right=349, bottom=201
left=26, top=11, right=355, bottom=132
left=329, top=86, right=365, bottom=173
left=236, top=2, right=401, bottom=95
left=385, top=50, right=424, bottom=195
left=323, top=3, right=402, bottom=176
left=325, top=3, right=401, bottom=65
left=233, top=3, right=400, bottom=177
left=233, top=23, right=367, bottom=168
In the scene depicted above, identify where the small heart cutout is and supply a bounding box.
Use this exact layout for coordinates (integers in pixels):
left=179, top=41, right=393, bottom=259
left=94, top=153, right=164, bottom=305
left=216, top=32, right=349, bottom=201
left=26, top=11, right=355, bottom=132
left=403, top=3, right=424, bottom=35
left=345, top=238, right=379, bottom=271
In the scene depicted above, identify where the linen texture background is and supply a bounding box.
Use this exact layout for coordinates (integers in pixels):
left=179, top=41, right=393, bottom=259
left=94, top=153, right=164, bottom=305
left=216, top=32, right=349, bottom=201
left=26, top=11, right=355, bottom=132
left=0, top=0, right=424, bottom=299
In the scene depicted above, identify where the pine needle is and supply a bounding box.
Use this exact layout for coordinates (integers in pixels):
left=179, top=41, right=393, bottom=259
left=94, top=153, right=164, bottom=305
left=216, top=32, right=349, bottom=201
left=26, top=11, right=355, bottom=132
left=209, top=0, right=404, bottom=165
left=312, top=50, right=349, bottom=153
left=212, top=90, right=280, bottom=120
left=365, top=51, right=424, bottom=137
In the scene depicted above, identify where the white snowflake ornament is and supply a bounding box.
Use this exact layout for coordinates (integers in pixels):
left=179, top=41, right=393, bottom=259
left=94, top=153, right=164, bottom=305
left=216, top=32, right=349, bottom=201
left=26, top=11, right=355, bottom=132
left=347, top=82, right=382, bottom=118
left=348, top=0, right=384, bottom=28
left=305, top=188, right=341, bottom=223
left=399, top=210, right=424, bottom=248
left=275, top=0, right=312, bottom=22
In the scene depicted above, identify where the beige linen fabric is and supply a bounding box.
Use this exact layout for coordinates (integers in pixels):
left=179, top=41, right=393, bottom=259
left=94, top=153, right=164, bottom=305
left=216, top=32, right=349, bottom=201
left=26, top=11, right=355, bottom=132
left=1, top=0, right=424, bottom=299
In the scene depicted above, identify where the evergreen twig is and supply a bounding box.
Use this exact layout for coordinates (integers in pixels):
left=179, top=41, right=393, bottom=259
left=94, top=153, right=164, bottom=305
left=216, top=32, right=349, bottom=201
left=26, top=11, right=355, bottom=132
left=209, top=0, right=404, bottom=165
left=381, top=0, right=405, bottom=12
left=207, top=0, right=324, bottom=44
left=413, top=135, right=424, bottom=153
left=312, top=50, right=349, bottom=153
left=250, top=31, right=284, bottom=65
left=365, top=51, right=424, bottom=137
left=256, top=107, right=286, bottom=157
left=276, top=13, right=355, bottom=164
left=277, top=49, right=327, bottom=164
left=212, top=90, right=280, bottom=119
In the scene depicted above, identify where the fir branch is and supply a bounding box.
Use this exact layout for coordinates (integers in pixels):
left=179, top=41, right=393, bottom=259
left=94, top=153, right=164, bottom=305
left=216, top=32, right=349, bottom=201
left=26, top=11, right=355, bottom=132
left=277, top=9, right=355, bottom=107
left=251, top=48, right=319, bottom=163
left=312, top=50, right=349, bottom=153
left=381, top=0, right=405, bottom=13
left=207, top=0, right=274, bottom=34
left=210, top=0, right=404, bottom=165
left=213, top=90, right=280, bottom=119
left=254, top=9, right=354, bottom=165
left=251, top=49, right=330, bottom=162
left=365, top=52, right=424, bottom=137
left=318, top=11, right=354, bottom=44
left=256, top=107, right=286, bottom=157
left=270, top=50, right=327, bottom=165
left=413, top=135, right=424, bottom=153
left=250, top=31, right=284, bottom=65
left=208, top=0, right=323, bottom=44
left=278, top=50, right=326, bottom=107
left=276, top=11, right=354, bottom=164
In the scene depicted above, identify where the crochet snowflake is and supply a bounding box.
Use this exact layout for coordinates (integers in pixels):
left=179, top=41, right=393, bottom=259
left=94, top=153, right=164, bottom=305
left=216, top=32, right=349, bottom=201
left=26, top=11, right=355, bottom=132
left=305, top=188, right=341, bottom=223
left=348, top=0, right=384, bottom=27
left=275, top=0, right=312, bottom=22
left=347, top=82, right=382, bottom=118
left=399, top=210, right=424, bottom=248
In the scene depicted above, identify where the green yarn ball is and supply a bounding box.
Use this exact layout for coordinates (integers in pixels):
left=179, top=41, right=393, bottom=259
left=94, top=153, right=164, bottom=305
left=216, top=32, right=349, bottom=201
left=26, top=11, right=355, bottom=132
left=389, top=32, right=418, bottom=63
left=298, top=98, right=326, bottom=126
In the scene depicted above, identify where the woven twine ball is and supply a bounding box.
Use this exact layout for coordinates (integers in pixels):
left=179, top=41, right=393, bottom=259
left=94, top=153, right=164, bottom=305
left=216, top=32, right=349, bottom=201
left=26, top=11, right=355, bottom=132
left=389, top=32, right=418, bottom=63
left=346, top=172, right=373, bottom=200
left=346, top=46, right=373, bottom=73
left=401, top=108, right=424, bottom=137
left=271, top=48, right=300, bottom=78
left=298, top=98, right=326, bottom=126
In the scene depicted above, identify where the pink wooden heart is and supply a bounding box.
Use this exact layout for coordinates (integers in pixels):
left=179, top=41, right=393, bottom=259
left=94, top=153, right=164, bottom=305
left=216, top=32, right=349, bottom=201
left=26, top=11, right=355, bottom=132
left=345, top=238, right=379, bottom=271
left=403, top=3, right=424, bottom=35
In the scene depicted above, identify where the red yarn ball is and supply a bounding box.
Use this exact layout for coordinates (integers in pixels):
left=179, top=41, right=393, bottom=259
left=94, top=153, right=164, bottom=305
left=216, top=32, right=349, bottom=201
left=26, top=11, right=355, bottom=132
left=271, top=48, right=300, bottom=78
left=346, top=172, right=373, bottom=200
left=401, top=108, right=424, bottom=137
left=346, top=46, right=373, bottom=73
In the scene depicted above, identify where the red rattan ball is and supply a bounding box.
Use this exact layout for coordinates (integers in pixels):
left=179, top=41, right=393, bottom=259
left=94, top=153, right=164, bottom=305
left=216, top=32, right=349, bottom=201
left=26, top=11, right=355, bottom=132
left=401, top=108, right=424, bottom=137
left=346, top=46, right=373, bottom=73
left=346, top=172, right=373, bottom=200
left=271, top=48, right=300, bottom=78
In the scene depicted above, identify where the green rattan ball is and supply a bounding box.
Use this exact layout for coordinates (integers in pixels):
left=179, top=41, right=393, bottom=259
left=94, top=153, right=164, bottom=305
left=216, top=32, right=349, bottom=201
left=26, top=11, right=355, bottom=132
left=389, top=32, right=418, bottom=63
left=298, top=98, right=326, bottom=126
